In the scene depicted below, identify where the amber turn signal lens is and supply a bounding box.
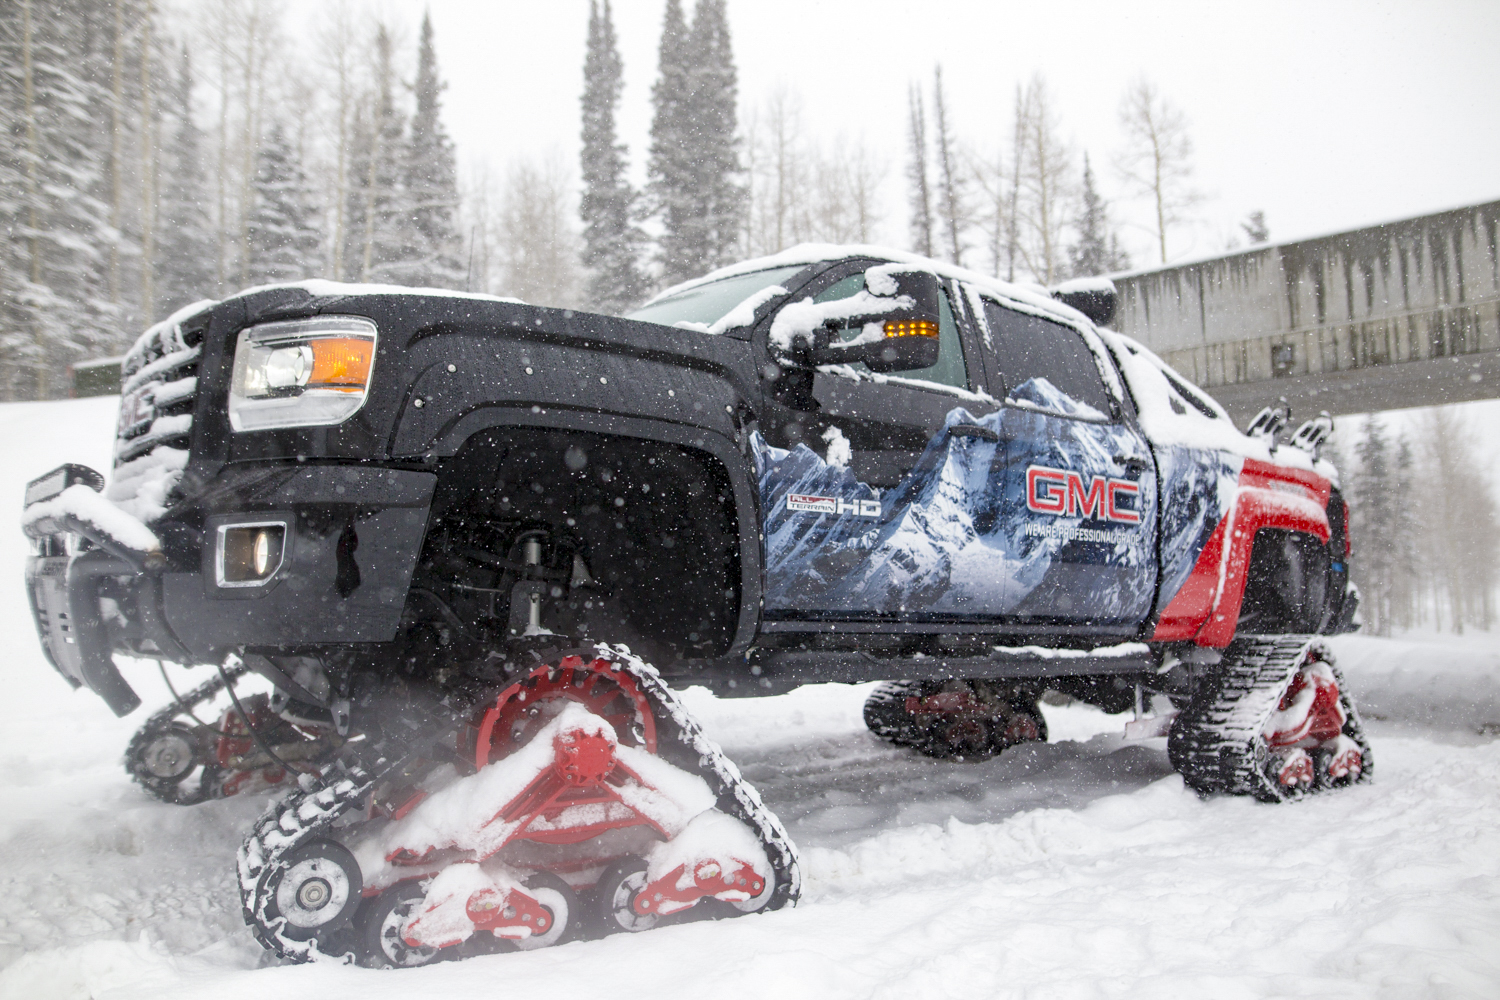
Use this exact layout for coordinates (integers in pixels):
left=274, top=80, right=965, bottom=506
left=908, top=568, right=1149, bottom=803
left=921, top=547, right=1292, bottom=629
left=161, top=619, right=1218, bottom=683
left=883, top=319, right=939, bottom=338
left=308, top=337, right=375, bottom=390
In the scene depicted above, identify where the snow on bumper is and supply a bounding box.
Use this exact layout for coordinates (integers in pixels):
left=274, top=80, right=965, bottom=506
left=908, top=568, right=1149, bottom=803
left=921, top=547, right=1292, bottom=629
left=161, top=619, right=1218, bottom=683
left=22, top=481, right=162, bottom=567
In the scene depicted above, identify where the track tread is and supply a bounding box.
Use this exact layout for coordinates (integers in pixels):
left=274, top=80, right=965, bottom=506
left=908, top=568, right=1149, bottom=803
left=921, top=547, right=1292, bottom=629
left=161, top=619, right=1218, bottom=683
left=123, top=661, right=252, bottom=804
left=237, top=765, right=380, bottom=962
left=1167, top=634, right=1373, bottom=802
left=588, top=643, right=803, bottom=910
left=863, top=679, right=1047, bottom=761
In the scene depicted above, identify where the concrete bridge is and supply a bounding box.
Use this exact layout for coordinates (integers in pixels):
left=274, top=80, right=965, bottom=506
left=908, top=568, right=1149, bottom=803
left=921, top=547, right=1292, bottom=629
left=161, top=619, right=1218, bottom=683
left=1109, top=200, right=1500, bottom=426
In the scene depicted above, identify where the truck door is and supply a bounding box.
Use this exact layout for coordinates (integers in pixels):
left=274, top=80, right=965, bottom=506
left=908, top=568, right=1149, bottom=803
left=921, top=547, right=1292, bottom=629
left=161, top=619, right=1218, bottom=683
left=973, top=294, right=1159, bottom=628
left=755, top=266, right=1007, bottom=618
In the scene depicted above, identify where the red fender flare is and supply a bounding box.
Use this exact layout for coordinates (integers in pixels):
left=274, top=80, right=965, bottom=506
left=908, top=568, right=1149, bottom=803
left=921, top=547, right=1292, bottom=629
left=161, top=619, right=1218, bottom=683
left=1153, top=459, right=1331, bottom=647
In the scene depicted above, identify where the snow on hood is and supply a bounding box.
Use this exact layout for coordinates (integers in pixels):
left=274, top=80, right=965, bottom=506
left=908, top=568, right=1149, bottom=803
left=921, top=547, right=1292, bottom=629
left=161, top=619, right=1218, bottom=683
left=232, top=279, right=525, bottom=306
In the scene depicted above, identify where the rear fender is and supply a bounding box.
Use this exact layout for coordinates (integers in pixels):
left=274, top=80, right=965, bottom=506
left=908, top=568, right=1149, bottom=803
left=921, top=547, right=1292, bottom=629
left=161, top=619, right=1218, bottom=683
left=1153, top=459, right=1331, bottom=647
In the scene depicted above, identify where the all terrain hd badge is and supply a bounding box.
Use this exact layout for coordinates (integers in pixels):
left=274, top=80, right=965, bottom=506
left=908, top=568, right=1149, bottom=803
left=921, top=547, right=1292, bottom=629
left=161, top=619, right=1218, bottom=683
left=786, top=493, right=881, bottom=517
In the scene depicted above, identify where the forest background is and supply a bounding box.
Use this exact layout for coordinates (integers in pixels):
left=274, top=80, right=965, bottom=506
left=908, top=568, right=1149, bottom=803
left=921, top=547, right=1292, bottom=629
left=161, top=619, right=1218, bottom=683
left=0, top=0, right=1495, bottom=633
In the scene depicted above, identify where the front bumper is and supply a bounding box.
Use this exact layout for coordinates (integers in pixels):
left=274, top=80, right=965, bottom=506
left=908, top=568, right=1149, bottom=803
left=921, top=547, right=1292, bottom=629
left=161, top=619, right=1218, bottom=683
left=24, top=463, right=437, bottom=717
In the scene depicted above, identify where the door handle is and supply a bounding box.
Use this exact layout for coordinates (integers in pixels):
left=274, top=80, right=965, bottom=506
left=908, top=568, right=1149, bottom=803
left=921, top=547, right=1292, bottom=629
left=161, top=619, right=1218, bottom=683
left=1113, top=454, right=1152, bottom=473
left=949, top=423, right=999, bottom=442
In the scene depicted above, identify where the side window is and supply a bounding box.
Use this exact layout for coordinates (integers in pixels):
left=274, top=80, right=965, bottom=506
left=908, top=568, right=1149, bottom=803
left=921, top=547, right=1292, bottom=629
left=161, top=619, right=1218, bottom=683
left=983, top=300, right=1112, bottom=418
left=813, top=274, right=969, bottom=391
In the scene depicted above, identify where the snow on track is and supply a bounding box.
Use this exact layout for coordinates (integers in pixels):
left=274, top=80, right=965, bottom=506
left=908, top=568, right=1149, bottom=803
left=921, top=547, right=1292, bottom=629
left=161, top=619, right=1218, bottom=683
left=0, top=399, right=1497, bottom=999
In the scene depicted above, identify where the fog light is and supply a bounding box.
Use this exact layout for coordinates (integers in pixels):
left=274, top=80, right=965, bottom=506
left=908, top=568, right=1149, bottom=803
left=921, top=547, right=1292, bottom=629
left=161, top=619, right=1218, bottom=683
left=218, top=522, right=286, bottom=587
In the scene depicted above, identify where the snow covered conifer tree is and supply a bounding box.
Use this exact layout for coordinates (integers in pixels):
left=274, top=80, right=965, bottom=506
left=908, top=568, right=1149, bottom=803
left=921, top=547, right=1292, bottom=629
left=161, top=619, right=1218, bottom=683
left=648, top=0, right=744, bottom=287
left=1388, top=435, right=1421, bottom=630
left=397, top=12, right=464, bottom=289
left=1350, top=416, right=1396, bottom=634
left=1414, top=409, right=1498, bottom=633
left=646, top=0, right=696, bottom=285
left=1067, top=154, right=1130, bottom=277
left=682, top=0, right=743, bottom=274
left=905, top=83, right=933, bottom=258
left=579, top=0, right=648, bottom=313
left=0, top=0, right=118, bottom=399
left=246, top=121, right=321, bottom=286
left=345, top=25, right=410, bottom=283
left=1241, top=210, right=1269, bottom=244
left=155, top=44, right=216, bottom=310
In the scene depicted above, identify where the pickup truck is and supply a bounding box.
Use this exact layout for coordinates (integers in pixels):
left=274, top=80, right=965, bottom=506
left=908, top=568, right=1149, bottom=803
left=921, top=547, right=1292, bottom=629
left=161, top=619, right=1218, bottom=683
left=20, top=247, right=1368, bottom=966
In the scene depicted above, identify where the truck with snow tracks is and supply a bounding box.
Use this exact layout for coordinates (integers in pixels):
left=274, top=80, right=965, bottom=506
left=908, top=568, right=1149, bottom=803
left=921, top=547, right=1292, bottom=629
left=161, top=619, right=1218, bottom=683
left=21, top=247, right=1368, bottom=967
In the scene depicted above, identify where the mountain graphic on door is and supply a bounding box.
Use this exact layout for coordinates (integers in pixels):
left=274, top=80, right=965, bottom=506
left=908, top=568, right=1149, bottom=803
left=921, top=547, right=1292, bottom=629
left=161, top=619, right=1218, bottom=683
left=755, top=380, right=1159, bottom=622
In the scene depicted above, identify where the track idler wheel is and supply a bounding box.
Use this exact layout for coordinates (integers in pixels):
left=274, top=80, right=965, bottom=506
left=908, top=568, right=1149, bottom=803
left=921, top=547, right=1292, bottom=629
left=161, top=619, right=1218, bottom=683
left=136, top=722, right=211, bottom=793
left=513, top=873, right=576, bottom=951
left=593, top=856, right=658, bottom=934
left=864, top=679, right=1048, bottom=761
left=358, top=881, right=441, bottom=969
left=261, top=839, right=364, bottom=943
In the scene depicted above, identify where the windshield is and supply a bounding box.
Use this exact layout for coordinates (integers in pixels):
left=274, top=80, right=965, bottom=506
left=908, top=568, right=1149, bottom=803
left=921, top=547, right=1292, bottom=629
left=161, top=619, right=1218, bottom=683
left=627, top=265, right=809, bottom=329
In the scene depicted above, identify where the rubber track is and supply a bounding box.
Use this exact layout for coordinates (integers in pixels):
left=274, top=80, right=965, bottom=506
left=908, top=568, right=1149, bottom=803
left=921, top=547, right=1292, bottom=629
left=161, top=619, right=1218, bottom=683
left=598, top=643, right=802, bottom=910
left=1167, top=634, right=1373, bottom=802
left=236, top=764, right=377, bottom=962
left=863, top=680, right=931, bottom=751
left=238, top=643, right=800, bottom=964
left=862, top=679, right=1045, bottom=761
left=123, top=660, right=251, bottom=804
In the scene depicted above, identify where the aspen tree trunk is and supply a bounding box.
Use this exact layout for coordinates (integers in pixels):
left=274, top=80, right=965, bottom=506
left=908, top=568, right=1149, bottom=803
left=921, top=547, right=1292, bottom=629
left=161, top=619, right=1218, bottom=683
left=110, top=0, right=126, bottom=307
left=139, top=0, right=156, bottom=320
left=238, top=2, right=260, bottom=287
left=21, top=0, right=45, bottom=397
left=21, top=0, right=39, bottom=287
left=361, top=131, right=379, bottom=280
left=1032, top=113, right=1053, bottom=284
left=1154, top=132, right=1166, bottom=264
left=326, top=5, right=355, bottom=281
left=333, top=79, right=349, bottom=280
left=1004, top=86, right=1025, bottom=283
left=215, top=16, right=231, bottom=286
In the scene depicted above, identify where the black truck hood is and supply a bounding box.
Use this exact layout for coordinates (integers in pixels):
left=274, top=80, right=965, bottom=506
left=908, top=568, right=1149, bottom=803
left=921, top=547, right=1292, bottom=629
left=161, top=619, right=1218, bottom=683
left=183, top=283, right=762, bottom=473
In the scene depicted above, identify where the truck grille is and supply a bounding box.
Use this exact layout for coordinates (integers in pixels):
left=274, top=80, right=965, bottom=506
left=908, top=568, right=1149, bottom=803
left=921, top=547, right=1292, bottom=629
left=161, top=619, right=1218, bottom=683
left=107, top=307, right=212, bottom=519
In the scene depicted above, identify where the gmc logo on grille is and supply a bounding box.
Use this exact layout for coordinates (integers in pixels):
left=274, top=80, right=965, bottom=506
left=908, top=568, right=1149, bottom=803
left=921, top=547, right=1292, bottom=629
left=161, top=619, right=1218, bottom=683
left=117, top=386, right=154, bottom=436
left=1026, top=465, right=1140, bottom=525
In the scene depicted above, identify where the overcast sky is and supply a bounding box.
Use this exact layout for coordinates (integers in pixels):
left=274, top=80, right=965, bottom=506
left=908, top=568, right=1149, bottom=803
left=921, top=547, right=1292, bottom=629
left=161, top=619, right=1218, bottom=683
left=360, top=0, right=1499, bottom=269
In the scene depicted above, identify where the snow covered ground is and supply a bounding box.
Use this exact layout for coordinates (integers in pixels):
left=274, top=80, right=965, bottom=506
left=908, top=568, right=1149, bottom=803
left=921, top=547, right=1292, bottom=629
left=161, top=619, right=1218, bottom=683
left=1, top=398, right=1498, bottom=999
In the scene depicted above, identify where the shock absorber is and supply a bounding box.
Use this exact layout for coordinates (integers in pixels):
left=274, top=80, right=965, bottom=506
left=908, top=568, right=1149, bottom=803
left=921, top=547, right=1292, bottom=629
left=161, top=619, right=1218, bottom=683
left=524, top=535, right=543, bottom=632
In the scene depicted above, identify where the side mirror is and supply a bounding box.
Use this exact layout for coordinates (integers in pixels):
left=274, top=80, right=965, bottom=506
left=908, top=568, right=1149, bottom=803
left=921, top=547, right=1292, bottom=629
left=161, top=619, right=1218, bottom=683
left=804, top=267, right=943, bottom=372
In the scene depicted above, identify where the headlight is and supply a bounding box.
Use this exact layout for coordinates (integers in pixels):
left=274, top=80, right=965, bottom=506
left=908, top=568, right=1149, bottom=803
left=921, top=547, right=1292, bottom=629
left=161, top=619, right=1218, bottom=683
left=229, top=316, right=378, bottom=432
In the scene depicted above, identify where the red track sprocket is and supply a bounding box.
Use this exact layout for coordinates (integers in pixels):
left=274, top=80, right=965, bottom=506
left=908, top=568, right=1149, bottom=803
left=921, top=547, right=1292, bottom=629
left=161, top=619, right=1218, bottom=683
left=474, top=654, right=658, bottom=770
